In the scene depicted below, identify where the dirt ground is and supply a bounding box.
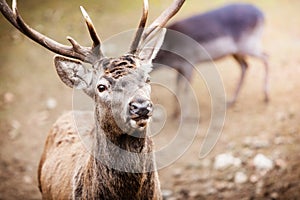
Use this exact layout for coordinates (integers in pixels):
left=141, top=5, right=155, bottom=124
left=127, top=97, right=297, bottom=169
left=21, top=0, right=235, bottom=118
left=0, top=0, right=300, bottom=199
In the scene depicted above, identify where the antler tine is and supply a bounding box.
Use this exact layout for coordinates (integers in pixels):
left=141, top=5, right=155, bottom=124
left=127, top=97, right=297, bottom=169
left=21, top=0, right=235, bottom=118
left=129, top=0, right=149, bottom=53
left=12, top=0, right=16, bottom=15
left=143, top=0, right=185, bottom=39
left=80, top=6, right=101, bottom=49
left=0, top=0, right=100, bottom=64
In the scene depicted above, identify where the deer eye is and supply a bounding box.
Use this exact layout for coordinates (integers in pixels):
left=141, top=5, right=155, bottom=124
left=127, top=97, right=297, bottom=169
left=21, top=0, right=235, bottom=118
left=97, top=84, right=107, bottom=93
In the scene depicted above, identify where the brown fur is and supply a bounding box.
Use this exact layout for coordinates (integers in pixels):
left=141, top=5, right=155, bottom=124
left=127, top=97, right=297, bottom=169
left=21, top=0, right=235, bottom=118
left=103, top=55, right=137, bottom=79
left=38, top=111, right=161, bottom=200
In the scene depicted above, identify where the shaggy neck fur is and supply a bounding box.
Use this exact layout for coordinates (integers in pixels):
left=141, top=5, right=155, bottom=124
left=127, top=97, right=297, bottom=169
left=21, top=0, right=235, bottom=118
left=73, top=106, right=161, bottom=200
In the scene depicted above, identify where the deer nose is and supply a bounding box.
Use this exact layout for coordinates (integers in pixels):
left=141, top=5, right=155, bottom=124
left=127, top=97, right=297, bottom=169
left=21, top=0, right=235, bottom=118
left=129, top=99, right=153, bottom=119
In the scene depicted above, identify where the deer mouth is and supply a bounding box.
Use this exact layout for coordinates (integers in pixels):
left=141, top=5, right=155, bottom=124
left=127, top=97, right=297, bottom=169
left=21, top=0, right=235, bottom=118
left=128, top=99, right=153, bottom=128
left=130, top=114, right=152, bottom=128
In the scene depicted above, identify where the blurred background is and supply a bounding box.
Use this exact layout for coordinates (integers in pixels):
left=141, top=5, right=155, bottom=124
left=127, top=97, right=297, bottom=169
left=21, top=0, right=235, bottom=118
left=0, top=0, right=300, bottom=199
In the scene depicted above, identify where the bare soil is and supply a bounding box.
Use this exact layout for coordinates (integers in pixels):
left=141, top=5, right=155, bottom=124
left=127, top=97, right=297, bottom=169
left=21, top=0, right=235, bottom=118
left=0, top=0, right=300, bottom=199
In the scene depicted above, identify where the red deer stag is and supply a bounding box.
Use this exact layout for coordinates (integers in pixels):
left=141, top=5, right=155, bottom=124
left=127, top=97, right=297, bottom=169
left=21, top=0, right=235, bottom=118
left=0, top=0, right=185, bottom=199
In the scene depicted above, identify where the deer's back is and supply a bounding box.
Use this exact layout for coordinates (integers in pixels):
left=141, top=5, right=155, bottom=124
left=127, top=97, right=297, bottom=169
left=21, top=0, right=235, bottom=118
left=38, top=111, right=94, bottom=199
left=155, top=3, right=265, bottom=67
left=168, top=3, right=264, bottom=43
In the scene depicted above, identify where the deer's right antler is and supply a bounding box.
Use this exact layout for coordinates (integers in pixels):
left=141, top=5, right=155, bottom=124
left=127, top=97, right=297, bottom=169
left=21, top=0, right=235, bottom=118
left=129, top=0, right=185, bottom=54
left=0, top=0, right=102, bottom=64
left=142, top=0, right=185, bottom=41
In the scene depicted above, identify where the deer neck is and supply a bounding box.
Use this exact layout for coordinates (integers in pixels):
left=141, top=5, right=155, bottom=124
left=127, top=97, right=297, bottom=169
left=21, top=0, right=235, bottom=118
left=94, top=106, right=149, bottom=150
left=90, top=106, right=154, bottom=170
left=75, top=109, right=157, bottom=198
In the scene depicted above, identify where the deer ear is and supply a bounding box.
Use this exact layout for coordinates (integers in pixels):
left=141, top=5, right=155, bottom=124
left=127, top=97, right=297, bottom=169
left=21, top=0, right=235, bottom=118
left=137, top=27, right=166, bottom=67
left=54, top=56, right=94, bottom=96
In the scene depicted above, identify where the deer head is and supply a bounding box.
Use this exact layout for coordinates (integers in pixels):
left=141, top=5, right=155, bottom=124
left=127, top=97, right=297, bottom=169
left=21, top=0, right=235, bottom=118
left=0, top=0, right=185, bottom=135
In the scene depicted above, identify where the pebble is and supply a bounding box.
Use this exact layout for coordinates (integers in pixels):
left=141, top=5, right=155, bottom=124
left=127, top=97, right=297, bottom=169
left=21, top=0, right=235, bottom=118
left=4, top=92, right=15, bottom=103
left=161, top=189, right=173, bottom=199
left=213, top=153, right=241, bottom=170
left=270, top=192, right=279, bottom=199
left=249, top=174, right=259, bottom=183
left=234, top=171, right=248, bottom=184
left=243, top=136, right=270, bottom=149
left=9, top=120, right=21, bottom=139
left=253, top=154, right=274, bottom=171
left=23, top=175, right=33, bottom=184
left=46, top=97, right=57, bottom=110
left=172, top=168, right=182, bottom=177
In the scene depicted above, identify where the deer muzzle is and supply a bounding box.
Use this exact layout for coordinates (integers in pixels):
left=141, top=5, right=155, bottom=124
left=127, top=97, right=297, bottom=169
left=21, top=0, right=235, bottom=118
left=129, top=98, right=153, bottom=128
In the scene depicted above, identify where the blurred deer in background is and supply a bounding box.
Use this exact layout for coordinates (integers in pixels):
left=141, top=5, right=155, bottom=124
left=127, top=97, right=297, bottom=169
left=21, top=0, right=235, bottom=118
left=0, top=0, right=185, bottom=199
left=154, top=3, right=269, bottom=113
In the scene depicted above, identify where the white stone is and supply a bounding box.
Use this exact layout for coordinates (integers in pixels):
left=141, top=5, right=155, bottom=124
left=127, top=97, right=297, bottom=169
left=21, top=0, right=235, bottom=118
left=172, top=168, right=182, bottom=177
left=249, top=174, right=259, bottom=183
left=270, top=192, right=279, bottom=199
left=234, top=171, right=248, bottom=184
left=161, top=189, right=173, bottom=198
left=253, top=154, right=274, bottom=171
left=4, top=92, right=15, bottom=103
left=46, top=97, right=57, bottom=109
left=23, top=175, right=33, bottom=184
left=9, top=120, right=21, bottom=139
left=213, top=153, right=241, bottom=170
left=243, top=136, right=270, bottom=149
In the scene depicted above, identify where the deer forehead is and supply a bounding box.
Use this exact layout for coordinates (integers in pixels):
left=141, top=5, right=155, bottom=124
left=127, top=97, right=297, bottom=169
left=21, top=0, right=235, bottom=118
left=92, top=54, right=149, bottom=90
left=99, top=55, right=141, bottom=79
left=95, top=55, right=149, bottom=87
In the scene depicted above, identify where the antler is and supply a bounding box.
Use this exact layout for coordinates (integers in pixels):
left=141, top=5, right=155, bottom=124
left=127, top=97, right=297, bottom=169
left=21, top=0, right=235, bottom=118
left=129, top=0, right=185, bottom=54
left=0, top=0, right=102, bottom=64
left=142, top=0, right=185, bottom=40
left=79, top=6, right=101, bottom=49
left=129, top=0, right=149, bottom=53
